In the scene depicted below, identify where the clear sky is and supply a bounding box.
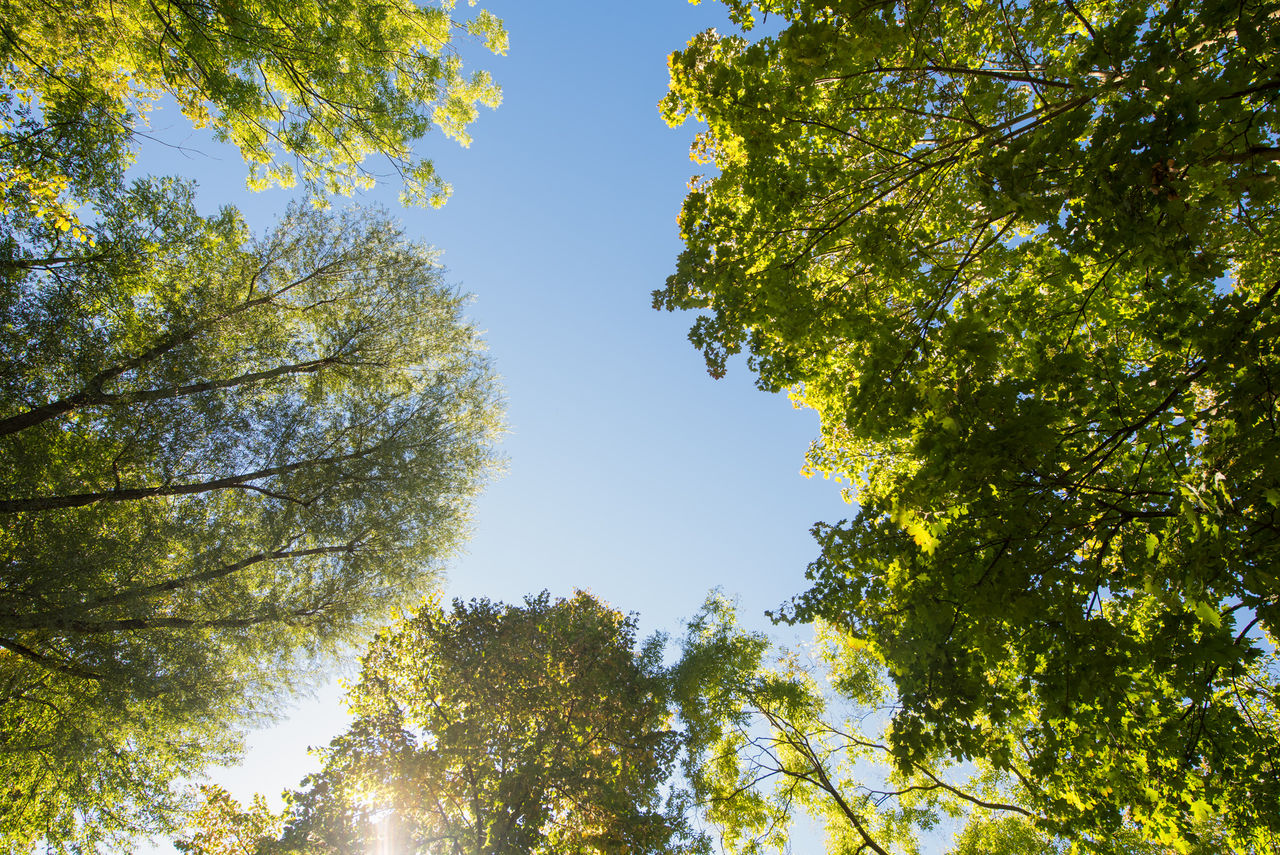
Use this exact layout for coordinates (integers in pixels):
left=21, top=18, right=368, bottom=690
left=132, top=0, right=853, bottom=847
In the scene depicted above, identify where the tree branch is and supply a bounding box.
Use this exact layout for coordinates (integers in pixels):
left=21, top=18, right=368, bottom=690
left=0, top=442, right=389, bottom=513
left=0, top=636, right=103, bottom=681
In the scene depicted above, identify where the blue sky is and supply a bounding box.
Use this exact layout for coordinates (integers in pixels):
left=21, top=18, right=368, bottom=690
left=133, top=0, right=852, bottom=844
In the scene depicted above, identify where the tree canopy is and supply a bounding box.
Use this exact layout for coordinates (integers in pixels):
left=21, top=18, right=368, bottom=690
left=252, top=592, right=695, bottom=855
left=175, top=786, right=286, bottom=855
left=674, top=595, right=1025, bottom=855
left=0, top=0, right=508, bottom=848
left=658, top=0, right=1280, bottom=847
left=0, top=179, right=502, bottom=851
left=0, top=0, right=505, bottom=217
left=673, top=594, right=1252, bottom=855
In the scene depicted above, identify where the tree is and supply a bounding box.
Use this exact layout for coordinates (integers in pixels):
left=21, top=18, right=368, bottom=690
left=657, top=0, right=1280, bottom=847
left=264, top=592, right=697, bottom=855
left=674, top=595, right=1269, bottom=855
left=175, top=787, right=286, bottom=855
left=0, top=0, right=505, bottom=218
left=0, top=178, right=502, bottom=851
left=675, top=594, right=1039, bottom=855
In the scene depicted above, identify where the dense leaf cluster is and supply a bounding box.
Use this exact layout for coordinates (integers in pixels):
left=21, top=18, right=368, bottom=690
left=658, top=0, right=1280, bottom=848
left=0, top=181, right=502, bottom=850
left=0, top=0, right=505, bottom=224
left=180, top=593, right=699, bottom=855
